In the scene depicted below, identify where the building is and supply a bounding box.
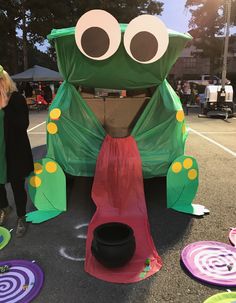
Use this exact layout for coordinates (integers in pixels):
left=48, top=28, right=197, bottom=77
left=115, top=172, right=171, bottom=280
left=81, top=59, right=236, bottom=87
left=169, top=35, right=236, bottom=84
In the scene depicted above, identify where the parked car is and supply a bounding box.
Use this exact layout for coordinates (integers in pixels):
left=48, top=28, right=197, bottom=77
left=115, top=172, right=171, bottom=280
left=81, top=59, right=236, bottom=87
left=189, top=75, right=230, bottom=86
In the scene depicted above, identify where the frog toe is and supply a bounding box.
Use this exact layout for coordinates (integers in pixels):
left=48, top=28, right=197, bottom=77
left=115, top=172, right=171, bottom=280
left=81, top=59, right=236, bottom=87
left=26, top=210, right=63, bottom=224
left=192, top=204, right=209, bottom=216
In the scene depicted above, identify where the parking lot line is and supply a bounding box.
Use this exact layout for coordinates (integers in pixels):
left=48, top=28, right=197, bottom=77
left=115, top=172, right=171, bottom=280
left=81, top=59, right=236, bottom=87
left=27, top=121, right=46, bottom=133
left=28, top=132, right=47, bottom=135
left=188, top=127, right=236, bottom=157
left=199, top=131, right=236, bottom=134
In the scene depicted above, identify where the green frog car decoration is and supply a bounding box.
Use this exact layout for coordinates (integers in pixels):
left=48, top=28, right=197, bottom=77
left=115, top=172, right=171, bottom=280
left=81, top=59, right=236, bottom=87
left=27, top=9, right=209, bottom=282
left=27, top=10, right=209, bottom=223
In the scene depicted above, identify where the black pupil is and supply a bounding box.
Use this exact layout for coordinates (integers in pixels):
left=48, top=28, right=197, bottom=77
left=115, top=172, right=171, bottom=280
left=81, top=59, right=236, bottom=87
left=81, top=27, right=110, bottom=58
left=130, top=31, right=158, bottom=62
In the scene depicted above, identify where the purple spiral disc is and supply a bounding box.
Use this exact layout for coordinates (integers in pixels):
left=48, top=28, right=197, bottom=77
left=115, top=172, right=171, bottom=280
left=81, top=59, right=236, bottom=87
left=0, top=260, right=44, bottom=303
left=181, top=241, right=236, bottom=287
left=229, top=228, right=236, bottom=247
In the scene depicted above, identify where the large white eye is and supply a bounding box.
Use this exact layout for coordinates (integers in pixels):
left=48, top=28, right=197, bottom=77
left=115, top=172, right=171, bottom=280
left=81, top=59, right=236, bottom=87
left=75, top=10, right=121, bottom=61
left=123, top=15, right=169, bottom=64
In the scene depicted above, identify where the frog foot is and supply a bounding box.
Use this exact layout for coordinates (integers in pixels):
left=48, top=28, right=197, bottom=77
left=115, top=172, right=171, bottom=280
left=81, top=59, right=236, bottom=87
left=28, top=158, right=67, bottom=223
left=26, top=210, right=62, bottom=224
left=192, top=204, right=209, bottom=216
left=167, top=155, right=209, bottom=216
left=172, top=204, right=210, bottom=216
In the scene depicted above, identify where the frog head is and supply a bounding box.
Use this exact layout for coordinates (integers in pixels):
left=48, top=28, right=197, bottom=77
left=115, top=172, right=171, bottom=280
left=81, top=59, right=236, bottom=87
left=48, top=9, right=191, bottom=91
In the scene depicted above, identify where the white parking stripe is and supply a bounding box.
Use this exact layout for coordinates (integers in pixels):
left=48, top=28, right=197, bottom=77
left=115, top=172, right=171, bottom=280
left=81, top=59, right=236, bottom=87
left=27, top=121, right=46, bottom=133
left=28, top=132, right=46, bottom=135
left=199, top=131, right=236, bottom=134
left=188, top=127, right=236, bottom=157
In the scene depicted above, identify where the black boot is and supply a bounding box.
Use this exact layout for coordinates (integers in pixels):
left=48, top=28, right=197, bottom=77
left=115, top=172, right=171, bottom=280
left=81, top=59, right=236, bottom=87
left=0, top=206, right=12, bottom=226
left=16, top=216, right=27, bottom=237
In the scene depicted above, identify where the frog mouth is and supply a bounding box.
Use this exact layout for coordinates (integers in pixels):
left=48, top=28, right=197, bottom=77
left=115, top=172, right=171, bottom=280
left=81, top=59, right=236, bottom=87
left=80, top=86, right=157, bottom=138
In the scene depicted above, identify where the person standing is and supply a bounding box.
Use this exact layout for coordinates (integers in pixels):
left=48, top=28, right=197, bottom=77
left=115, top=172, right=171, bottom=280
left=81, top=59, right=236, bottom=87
left=191, top=84, right=198, bottom=105
left=43, top=85, right=53, bottom=104
left=182, top=81, right=191, bottom=114
left=176, top=80, right=183, bottom=99
left=0, top=65, right=34, bottom=237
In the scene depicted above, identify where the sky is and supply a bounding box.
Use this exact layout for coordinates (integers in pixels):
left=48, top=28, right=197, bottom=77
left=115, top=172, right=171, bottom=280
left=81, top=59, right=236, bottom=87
left=160, top=0, right=191, bottom=33
left=161, top=0, right=236, bottom=34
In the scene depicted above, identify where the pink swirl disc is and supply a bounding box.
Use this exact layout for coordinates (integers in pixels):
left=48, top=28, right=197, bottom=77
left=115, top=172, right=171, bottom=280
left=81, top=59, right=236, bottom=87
left=229, top=228, right=236, bottom=247
left=181, top=241, right=236, bottom=287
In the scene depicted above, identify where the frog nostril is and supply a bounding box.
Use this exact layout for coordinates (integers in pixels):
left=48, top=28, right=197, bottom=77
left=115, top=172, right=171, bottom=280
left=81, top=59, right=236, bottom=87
left=130, top=31, right=158, bottom=62
left=81, top=27, right=110, bottom=58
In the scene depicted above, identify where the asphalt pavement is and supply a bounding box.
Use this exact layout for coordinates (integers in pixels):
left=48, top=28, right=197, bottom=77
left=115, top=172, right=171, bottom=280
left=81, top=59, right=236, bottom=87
left=1, top=109, right=236, bottom=303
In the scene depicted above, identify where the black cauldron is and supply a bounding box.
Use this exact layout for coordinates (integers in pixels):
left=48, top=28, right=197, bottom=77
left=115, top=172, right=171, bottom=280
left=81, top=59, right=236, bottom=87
left=91, top=222, right=136, bottom=268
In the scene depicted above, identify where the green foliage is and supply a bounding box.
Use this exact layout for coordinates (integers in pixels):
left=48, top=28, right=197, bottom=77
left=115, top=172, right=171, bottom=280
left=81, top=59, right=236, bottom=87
left=185, top=0, right=236, bottom=75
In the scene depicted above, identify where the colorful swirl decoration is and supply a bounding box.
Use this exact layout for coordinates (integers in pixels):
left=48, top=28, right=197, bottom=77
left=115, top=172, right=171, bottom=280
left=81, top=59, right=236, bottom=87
left=181, top=241, right=236, bottom=287
left=0, top=227, right=11, bottom=250
left=229, top=228, right=236, bottom=247
left=203, top=291, right=236, bottom=303
left=0, top=260, right=44, bottom=303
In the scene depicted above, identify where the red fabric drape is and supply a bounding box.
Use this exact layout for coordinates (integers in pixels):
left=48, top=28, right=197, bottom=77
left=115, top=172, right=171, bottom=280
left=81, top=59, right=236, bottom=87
left=85, top=135, right=162, bottom=283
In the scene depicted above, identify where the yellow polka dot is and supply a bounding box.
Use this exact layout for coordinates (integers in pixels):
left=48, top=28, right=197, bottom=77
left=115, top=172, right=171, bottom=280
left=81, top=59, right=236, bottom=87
left=182, top=124, right=186, bottom=134
left=47, top=122, right=58, bottom=134
left=34, top=162, right=43, bottom=174
left=30, top=176, right=42, bottom=188
left=188, top=169, right=198, bottom=180
left=50, top=108, right=61, bottom=120
left=45, top=161, right=57, bottom=173
left=176, top=110, right=184, bottom=122
left=172, top=162, right=182, bottom=173
left=183, top=158, right=193, bottom=170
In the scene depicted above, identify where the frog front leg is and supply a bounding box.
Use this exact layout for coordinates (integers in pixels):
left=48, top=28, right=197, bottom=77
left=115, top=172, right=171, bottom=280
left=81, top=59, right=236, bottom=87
left=26, top=158, right=66, bottom=223
left=167, top=155, right=209, bottom=216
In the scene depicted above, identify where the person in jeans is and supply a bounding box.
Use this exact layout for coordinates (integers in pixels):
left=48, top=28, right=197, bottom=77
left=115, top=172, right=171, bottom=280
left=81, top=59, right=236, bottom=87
left=0, top=65, right=34, bottom=237
left=182, top=81, right=191, bottom=114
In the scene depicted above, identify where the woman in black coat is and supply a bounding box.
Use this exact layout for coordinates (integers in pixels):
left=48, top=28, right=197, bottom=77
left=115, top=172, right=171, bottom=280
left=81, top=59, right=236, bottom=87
left=0, top=66, right=34, bottom=237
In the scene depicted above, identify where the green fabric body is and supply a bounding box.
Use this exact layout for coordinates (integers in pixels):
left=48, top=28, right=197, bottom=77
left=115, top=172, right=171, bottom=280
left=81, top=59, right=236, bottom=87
left=46, top=23, right=190, bottom=178
left=47, top=80, right=187, bottom=178
left=0, top=109, right=7, bottom=184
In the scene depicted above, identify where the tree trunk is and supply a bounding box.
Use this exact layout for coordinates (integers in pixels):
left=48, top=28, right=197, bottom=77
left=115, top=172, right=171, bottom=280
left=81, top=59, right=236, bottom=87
left=209, top=55, right=215, bottom=78
left=8, top=25, right=18, bottom=74
left=22, top=11, right=28, bottom=70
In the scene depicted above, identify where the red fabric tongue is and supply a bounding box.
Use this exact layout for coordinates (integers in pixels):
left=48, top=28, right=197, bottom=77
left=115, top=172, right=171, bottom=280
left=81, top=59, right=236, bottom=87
left=85, top=135, right=162, bottom=283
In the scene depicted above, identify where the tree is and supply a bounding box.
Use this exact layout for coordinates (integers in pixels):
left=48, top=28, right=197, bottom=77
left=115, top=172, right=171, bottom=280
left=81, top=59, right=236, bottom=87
left=26, top=0, right=164, bottom=58
left=76, top=0, right=164, bottom=23
left=0, top=1, right=163, bottom=73
left=185, top=0, right=236, bottom=76
left=0, top=1, right=20, bottom=73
